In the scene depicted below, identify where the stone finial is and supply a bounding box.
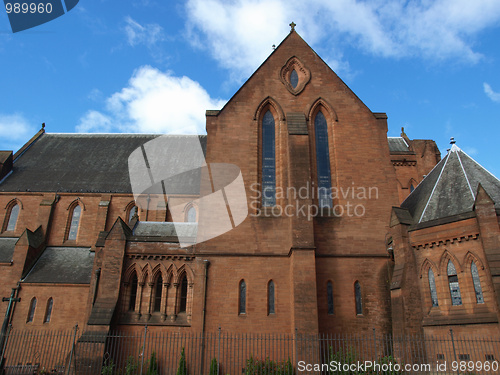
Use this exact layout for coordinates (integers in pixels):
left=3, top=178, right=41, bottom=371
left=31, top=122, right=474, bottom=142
left=450, top=137, right=456, bottom=145
left=42, top=122, right=45, bottom=129
left=289, top=22, right=296, bottom=32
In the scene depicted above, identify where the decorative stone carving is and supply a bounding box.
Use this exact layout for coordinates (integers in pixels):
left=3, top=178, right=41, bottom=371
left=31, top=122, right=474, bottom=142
left=280, top=56, right=311, bottom=95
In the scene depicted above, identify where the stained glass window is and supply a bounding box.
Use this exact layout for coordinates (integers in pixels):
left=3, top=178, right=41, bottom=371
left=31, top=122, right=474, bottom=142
left=262, top=111, right=276, bottom=206
left=428, top=268, right=438, bottom=307
left=6, top=203, right=19, bottom=231
left=268, top=280, right=275, bottom=314
left=290, top=69, right=299, bottom=88
left=239, top=280, right=246, bottom=314
left=447, top=261, right=462, bottom=306
left=354, top=281, right=362, bottom=315
left=128, top=206, right=138, bottom=223
left=315, top=111, right=332, bottom=208
left=327, top=281, right=334, bottom=315
left=471, top=262, right=484, bottom=304
left=44, top=298, right=53, bottom=323
left=27, top=297, right=36, bottom=323
left=68, top=205, right=81, bottom=240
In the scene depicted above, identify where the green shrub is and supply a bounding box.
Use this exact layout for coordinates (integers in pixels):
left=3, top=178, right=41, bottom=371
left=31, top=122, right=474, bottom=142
left=176, top=347, right=187, bottom=375
left=124, top=355, right=138, bottom=375
left=245, top=355, right=294, bottom=375
left=209, top=357, right=218, bottom=375
left=102, top=358, right=115, bottom=375
left=146, top=351, right=158, bottom=375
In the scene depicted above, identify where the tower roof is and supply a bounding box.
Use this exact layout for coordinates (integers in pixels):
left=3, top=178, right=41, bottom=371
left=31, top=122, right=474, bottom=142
left=401, top=143, right=500, bottom=224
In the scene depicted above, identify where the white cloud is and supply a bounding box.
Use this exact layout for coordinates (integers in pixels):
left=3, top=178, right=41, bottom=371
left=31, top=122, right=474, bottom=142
left=124, top=16, right=165, bottom=48
left=77, top=66, right=226, bottom=135
left=484, top=83, right=500, bottom=103
left=0, top=113, right=36, bottom=152
left=185, top=0, right=500, bottom=79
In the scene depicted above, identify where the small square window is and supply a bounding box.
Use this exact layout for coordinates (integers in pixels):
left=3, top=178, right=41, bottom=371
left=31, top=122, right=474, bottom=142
left=458, top=354, right=470, bottom=361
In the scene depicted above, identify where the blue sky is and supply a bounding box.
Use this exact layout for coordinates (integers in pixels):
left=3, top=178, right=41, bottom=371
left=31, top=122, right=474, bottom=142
left=1, top=0, right=500, bottom=177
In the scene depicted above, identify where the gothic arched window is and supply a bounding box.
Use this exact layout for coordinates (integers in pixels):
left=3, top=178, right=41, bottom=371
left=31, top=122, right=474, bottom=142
left=154, top=275, right=163, bottom=312
left=314, top=111, right=332, bottom=208
left=179, top=275, right=188, bottom=313
left=129, top=273, right=138, bottom=311
left=354, top=281, right=363, bottom=315
left=6, top=203, right=20, bottom=232
left=239, top=280, right=246, bottom=314
left=471, top=262, right=484, bottom=304
left=327, top=281, right=334, bottom=315
left=186, top=206, right=197, bottom=222
left=67, top=205, right=82, bottom=240
left=262, top=110, right=276, bottom=207
left=27, top=297, right=37, bottom=323
left=44, top=298, right=53, bottom=323
left=268, top=280, right=275, bottom=315
left=128, top=205, right=138, bottom=223
left=428, top=268, right=438, bottom=307
left=447, top=261, right=462, bottom=306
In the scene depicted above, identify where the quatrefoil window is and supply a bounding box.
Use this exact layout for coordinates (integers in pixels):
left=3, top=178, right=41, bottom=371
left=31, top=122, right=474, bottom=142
left=280, top=56, right=311, bottom=95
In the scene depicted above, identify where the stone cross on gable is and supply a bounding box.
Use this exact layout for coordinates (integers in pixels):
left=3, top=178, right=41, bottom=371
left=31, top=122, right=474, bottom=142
left=289, top=22, right=296, bottom=31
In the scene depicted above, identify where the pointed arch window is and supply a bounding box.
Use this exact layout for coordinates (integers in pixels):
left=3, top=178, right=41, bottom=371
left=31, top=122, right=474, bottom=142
left=128, top=205, right=138, bottom=223
left=314, top=111, right=332, bottom=208
left=154, top=275, right=163, bottom=312
left=262, top=110, right=276, bottom=207
left=186, top=206, right=197, bottom=222
left=179, top=275, right=188, bottom=313
left=27, top=297, right=37, bottom=323
left=268, top=280, right=275, bottom=315
left=67, top=205, right=82, bottom=240
left=354, top=281, right=363, bottom=315
left=428, top=268, right=439, bottom=307
left=471, top=262, right=484, bottom=304
left=129, top=273, right=138, bottom=311
left=6, top=203, right=20, bottom=231
left=327, top=281, right=334, bottom=315
left=447, top=261, right=462, bottom=306
left=44, top=298, right=53, bottom=323
left=239, top=280, right=246, bottom=315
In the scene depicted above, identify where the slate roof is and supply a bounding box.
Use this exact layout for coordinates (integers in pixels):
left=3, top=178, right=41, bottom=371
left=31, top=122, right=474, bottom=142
left=0, top=237, right=17, bottom=263
left=0, top=133, right=207, bottom=194
left=388, top=137, right=410, bottom=152
left=133, top=221, right=197, bottom=238
left=23, top=247, right=94, bottom=284
left=402, top=144, right=500, bottom=224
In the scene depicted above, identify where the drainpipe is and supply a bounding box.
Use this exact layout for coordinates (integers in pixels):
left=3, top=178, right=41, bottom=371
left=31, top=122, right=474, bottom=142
left=0, top=282, right=21, bottom=370
left=200, top=260, right=210, bottom=374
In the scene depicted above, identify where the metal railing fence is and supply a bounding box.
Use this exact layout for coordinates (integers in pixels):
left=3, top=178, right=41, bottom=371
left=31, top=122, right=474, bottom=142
left=0, top=326, right=498, bottom=375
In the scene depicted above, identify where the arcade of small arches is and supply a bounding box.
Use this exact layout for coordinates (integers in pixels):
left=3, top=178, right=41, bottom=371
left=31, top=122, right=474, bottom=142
left=421, top=251, right=486, bottom=309
left=119, top=263, right=194, bottom=324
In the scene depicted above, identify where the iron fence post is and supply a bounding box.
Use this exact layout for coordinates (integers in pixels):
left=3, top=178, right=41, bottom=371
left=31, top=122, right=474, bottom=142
left=66, top=324, right=78, bottom=375
left=140, top=325, right=148, bottom=375
left=450, top=328, right=459, bottom=375
left=373, top=328, right=378, bottom=360
left=217, top=326, right=221, bottom=375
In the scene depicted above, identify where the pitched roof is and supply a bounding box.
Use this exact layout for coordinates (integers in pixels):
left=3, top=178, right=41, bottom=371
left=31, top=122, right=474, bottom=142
left=0, top=133, right=207, bottom=194
left=0, top=237, right=17, bottom=263
left=388, top=137, right=410, bottom=152
left=23, top=247, right=94, bottom=284
left=401, top=144, right=500, bottom=224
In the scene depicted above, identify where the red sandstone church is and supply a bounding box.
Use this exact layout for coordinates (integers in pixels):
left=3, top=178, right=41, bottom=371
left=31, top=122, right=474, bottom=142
left=1, top=28, right=499, bottom=371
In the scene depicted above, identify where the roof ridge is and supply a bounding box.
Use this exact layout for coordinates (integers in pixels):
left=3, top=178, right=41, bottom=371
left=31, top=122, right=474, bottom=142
left=455, top=150, right=475, bottom=200
left=418, top=151, right=451, bottom=223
